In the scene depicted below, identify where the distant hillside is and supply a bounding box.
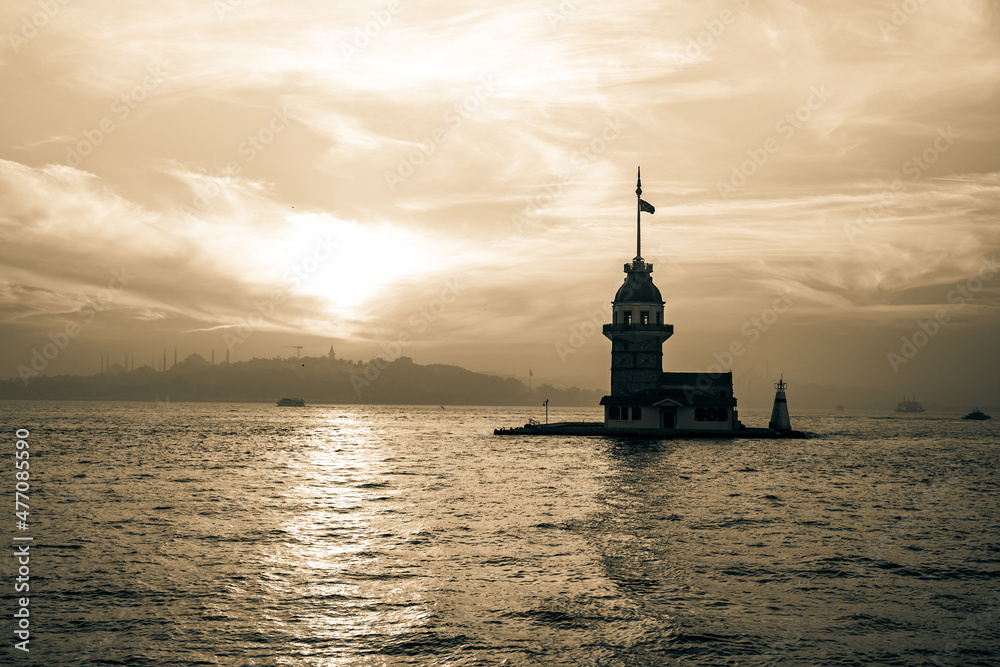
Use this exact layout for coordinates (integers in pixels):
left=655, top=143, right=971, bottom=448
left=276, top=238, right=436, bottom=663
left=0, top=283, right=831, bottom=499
left=0, top=353, right=603, bottom=406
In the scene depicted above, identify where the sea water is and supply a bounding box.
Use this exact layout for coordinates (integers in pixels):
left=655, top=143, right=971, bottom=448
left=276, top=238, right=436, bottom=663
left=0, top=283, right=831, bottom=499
left=2, top=401, right=998, bottom=666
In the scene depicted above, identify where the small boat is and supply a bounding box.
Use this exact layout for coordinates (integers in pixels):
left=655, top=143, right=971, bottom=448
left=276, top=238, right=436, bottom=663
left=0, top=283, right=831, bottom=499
left=277, top=397, right=306, bottom=407
left=962, top=408, right=991, bottom=421
left=896, top=397, right=924, bottom=413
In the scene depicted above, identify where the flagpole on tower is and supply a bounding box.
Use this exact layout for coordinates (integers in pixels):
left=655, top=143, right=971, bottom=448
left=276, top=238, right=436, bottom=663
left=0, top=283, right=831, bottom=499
left=634, top=167, right=655, bottom=262
left=636, top=166, right=642, bottom=261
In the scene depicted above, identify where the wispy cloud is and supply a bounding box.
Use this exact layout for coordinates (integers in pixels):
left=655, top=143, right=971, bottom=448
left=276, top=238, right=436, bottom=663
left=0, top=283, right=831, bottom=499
left=1, top=0, right=998, bottom=396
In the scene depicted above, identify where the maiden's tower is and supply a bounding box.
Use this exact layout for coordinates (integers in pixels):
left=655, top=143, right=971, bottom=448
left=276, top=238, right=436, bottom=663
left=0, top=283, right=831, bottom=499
left=494, top=169, right=801, bottom=438
left=598, top=168, right=740, bottom=433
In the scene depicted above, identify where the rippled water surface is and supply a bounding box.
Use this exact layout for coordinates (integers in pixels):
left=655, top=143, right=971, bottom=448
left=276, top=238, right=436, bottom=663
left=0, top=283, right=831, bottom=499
left=3, top=401, right=999, bottom=666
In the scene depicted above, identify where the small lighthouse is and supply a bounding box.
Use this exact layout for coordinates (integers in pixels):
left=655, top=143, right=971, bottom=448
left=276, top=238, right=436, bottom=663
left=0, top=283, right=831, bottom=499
left=768, top=374, right=792, bottom=432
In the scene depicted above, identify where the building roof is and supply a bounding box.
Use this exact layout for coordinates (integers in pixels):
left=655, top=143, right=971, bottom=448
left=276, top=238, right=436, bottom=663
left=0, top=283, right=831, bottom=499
left=614, top=269, right=663, bottom=303
left=659, top=371, right=732, bottom=388
left=600, top=385, right=736, bottom=408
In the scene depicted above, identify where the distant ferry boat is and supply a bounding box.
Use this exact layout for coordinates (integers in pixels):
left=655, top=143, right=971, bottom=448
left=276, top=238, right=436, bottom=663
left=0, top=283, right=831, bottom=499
left=277, top=397, right=305, bottom=407
left=896, top=397, right=924, bottom=413
left=962, top=408, right=991, bottom=421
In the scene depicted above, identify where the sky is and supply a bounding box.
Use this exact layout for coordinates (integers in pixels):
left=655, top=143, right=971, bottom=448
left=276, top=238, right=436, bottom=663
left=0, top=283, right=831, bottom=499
left=1, top=0, right=999, bottom=406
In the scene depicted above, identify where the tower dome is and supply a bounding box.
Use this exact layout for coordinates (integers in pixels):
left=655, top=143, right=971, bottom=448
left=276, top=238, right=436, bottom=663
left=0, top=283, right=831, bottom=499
left=614, top=261, right=663, bottom=303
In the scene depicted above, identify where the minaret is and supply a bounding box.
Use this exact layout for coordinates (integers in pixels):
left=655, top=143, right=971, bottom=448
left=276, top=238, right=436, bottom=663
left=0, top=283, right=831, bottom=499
left=768, top=374, right=792, bottom=432
left=602, top=168, right=673, bottom=395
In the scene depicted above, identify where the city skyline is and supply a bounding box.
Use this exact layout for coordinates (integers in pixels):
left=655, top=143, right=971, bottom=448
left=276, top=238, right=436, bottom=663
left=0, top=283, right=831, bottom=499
left=2, top=1, right=999, bottom=405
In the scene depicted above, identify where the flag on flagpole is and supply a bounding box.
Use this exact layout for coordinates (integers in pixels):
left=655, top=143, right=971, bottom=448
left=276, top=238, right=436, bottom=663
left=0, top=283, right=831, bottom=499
left=529, top=368, right=534, bottom=377
left=639, top=199, right=655, bottom=214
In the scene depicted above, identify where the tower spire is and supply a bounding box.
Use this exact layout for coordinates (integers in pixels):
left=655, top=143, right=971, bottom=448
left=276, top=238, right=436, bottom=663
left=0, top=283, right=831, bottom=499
left=635, top=166, right=642, bottom=261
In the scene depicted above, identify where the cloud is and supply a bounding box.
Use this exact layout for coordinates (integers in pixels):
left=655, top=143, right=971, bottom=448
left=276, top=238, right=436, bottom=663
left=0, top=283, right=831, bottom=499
left=1, top=0, right=998, bottom=398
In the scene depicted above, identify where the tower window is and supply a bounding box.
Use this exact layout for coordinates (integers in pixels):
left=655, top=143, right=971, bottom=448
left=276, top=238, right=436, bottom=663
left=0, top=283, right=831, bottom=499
left=613, top=311, right=617, bottom=324
left=655, top=311, right=660, bottom=324
left=624, top=312, right=632, bottom=326
left=695, top=407, right=728, bottom=422
left=640, top=311, right=649, bottom=325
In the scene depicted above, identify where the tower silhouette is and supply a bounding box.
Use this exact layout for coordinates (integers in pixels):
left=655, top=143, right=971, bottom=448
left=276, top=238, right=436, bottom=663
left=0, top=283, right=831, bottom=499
left=603, top=167, right=673, bottom=395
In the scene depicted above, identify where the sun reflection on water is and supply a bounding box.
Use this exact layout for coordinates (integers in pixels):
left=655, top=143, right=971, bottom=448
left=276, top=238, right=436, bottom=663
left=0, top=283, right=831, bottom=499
left=272, top=409, right=441, bottom=658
